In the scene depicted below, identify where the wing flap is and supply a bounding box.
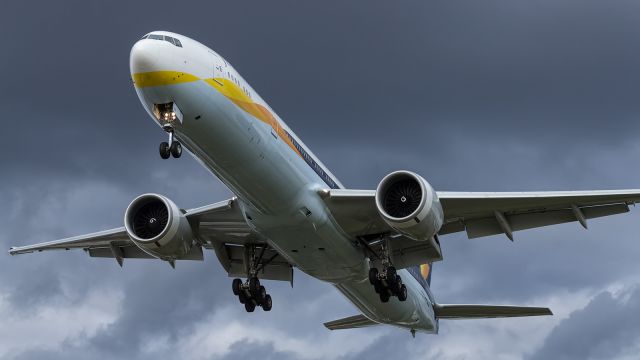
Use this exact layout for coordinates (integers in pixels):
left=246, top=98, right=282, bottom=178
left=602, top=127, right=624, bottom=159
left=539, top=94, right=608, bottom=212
left=465, top=203, right=629, bottom=239
left=434, top=304, right=553, bottom=319
left=324, top=314, right=379, bottom=330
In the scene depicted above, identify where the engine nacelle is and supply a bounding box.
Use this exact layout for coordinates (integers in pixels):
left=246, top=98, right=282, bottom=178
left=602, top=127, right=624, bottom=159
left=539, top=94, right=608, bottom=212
left=124, top=194, right=195, bottom=260
left=375, top=171, right=444, bottom=241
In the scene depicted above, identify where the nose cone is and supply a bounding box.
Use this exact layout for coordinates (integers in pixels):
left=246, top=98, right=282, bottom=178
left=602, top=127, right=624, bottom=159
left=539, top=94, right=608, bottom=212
left=130, top=39, right=161, bottom=74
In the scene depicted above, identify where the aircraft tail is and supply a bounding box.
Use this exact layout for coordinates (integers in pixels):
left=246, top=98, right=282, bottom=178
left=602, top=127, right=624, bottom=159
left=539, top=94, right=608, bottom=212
left=434, top=304, right=552, bottom=319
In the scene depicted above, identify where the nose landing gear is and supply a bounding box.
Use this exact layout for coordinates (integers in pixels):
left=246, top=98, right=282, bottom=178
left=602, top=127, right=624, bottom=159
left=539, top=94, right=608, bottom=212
left=159, top=125, right=182, bottom=159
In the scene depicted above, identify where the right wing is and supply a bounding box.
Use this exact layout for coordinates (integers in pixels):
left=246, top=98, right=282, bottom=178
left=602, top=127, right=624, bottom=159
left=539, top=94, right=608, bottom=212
left=9, top=198, right=293, bottom=282
left=321, top=189, right=640, bottom=241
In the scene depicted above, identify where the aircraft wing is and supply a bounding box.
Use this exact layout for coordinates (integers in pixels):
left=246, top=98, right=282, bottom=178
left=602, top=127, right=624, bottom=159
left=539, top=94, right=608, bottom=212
left=321, top=189, right=640, bottom=241
left=9, top=198, right=293, bottom=282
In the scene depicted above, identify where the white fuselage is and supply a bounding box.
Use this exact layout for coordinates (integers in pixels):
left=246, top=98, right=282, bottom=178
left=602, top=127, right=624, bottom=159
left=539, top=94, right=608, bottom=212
left=130, top=31, right=437, bottom=333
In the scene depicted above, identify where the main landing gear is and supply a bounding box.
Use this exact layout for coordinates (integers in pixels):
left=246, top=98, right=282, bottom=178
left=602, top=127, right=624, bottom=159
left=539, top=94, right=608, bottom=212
left=231, top=245, right=273, bottom=312
left=159, top=125, right=182, bottom=159
left=368, top=241, right=408, bottom=303
left=232, top=276, right=273, bottom=312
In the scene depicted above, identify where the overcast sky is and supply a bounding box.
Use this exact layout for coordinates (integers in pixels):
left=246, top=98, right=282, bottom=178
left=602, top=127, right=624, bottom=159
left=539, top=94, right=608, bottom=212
left=3, top=0, right=640, bottom=359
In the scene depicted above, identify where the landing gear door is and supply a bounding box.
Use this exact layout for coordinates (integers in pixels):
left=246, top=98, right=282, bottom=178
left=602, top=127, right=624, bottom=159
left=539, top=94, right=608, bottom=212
left=172, top=103, right=183, bottom=124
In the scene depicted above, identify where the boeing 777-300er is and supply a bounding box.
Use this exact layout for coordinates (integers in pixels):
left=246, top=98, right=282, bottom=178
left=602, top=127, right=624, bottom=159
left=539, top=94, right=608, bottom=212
left=10, top=31, right=640, bottom=336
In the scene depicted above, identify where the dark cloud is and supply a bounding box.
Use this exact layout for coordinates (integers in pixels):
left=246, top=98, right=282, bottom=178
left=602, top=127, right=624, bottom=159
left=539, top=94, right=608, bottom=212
left=3, top=0, right=640, bottom=359
left=529, top=286, right=640, bottom=360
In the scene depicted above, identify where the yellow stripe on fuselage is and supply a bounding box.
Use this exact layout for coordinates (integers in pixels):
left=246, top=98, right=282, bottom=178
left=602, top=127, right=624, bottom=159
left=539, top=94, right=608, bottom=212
left=132, top=71, right=200, bottom=88
left=132, top=71, right=302, bottom=158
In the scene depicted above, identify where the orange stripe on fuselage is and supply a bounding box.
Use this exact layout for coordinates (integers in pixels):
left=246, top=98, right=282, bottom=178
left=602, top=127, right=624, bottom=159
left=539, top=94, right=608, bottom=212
left=202, top=78, right=302, bottom=158
left=133, top=71, right=304, bottom=168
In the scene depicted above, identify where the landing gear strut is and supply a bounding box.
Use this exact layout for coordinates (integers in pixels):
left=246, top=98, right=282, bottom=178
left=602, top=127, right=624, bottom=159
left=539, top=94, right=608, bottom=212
left=231, top=245, right=273, bottom=312
left=368, top=240, right=408, bottom=303
left=159, top=125, right=182, bottom=159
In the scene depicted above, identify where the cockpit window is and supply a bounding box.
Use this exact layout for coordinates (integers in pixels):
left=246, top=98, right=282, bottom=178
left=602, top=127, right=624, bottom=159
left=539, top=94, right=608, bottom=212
left=141, top=35, right=149, bottom=39
left=144, top=34, right=183, bottom=47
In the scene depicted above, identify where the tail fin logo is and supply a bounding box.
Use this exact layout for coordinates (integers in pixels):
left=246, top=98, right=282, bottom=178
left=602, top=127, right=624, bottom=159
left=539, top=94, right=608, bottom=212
left=420, top=263, right=433, bottom=285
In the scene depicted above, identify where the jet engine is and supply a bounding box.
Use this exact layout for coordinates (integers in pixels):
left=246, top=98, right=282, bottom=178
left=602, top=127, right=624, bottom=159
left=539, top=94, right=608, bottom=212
left=124, top=194, right=196, bottom=260
left=375, top=171, right=444, bottom=241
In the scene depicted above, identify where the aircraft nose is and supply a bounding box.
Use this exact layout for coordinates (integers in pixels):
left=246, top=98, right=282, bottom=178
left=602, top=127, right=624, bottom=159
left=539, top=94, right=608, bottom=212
left=130, top=39, right=160, bottom=74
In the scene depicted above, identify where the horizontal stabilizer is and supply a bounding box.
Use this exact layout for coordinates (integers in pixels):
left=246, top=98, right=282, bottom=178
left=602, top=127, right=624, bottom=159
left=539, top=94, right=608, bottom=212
left=324, top=314, right=379, bottom=330
left=434, top=304, right=553, bottom=319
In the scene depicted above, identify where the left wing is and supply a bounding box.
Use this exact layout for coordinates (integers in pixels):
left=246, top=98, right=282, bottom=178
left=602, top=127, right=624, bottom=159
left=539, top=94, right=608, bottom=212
left=9, top=198, right=293, bottom=281
left=8, top=199, right=251, bottom=257
left=321, top=189, right=640, bottom=241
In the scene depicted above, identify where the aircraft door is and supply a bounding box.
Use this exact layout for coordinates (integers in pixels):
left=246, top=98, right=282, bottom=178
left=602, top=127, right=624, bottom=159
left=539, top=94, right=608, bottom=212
left=209, top=51, right=224, bottom=81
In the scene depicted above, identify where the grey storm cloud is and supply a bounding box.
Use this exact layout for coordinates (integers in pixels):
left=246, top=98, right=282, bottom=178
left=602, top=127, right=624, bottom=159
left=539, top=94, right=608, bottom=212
left=3, top=0, right=640, bottom=359
left=529, top=286, right=640, bottom=360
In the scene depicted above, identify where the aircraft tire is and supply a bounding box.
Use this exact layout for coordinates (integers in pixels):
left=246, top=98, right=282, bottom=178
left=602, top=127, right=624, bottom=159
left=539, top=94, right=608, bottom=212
left=387, top=266, right=397, bottom=283
left=232, top=278, right=242, bottom=296
left=258, top=286, right=267, bottom=304
left=170, top=141, right=182, bottom=158
left=262, top=294, right=272, bottom=311
left=394, top=275, right=403, bottom=294
left=368, top=268, right=379, bottom=285
left=159, top=142, right=170, bottom=159
left=398, top=284, right=408, bottom=302
left=373, top=281, right=382, bottom=294
left=245, top=301, right=256, bottom=312
left=249, top=277, right=260, bottom=296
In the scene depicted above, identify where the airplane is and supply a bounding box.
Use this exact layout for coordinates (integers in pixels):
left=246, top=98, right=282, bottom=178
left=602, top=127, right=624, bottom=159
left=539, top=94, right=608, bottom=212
left=9, top=30, right=640, bottom=336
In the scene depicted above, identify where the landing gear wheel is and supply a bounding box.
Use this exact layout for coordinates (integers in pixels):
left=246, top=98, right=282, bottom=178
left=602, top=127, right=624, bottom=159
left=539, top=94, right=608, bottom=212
left=398, top=284, right=408, bottom=302
left=159, top=142, right=170, bottom=159
left=258, top=286, right=267, bottom=304
left=262, top=294, right=272, bottom=311
left=380, top=291, right=390, bottom=303
left=245, top=301, right=256, bottom=312
left=368, top=268, right=379, bottom=285
left=387, top=266, right=397, bottom=282
left=394, top=275, right=403, bottom=294
left=238, top=291, right=247, bottom=304
left=232, top=278, right=242, bottom=296
left=170, top=141, right=182, bottom=158
left=373, top=281, right=382, bottom=294
left=249, top=277, right=260, bottom=296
